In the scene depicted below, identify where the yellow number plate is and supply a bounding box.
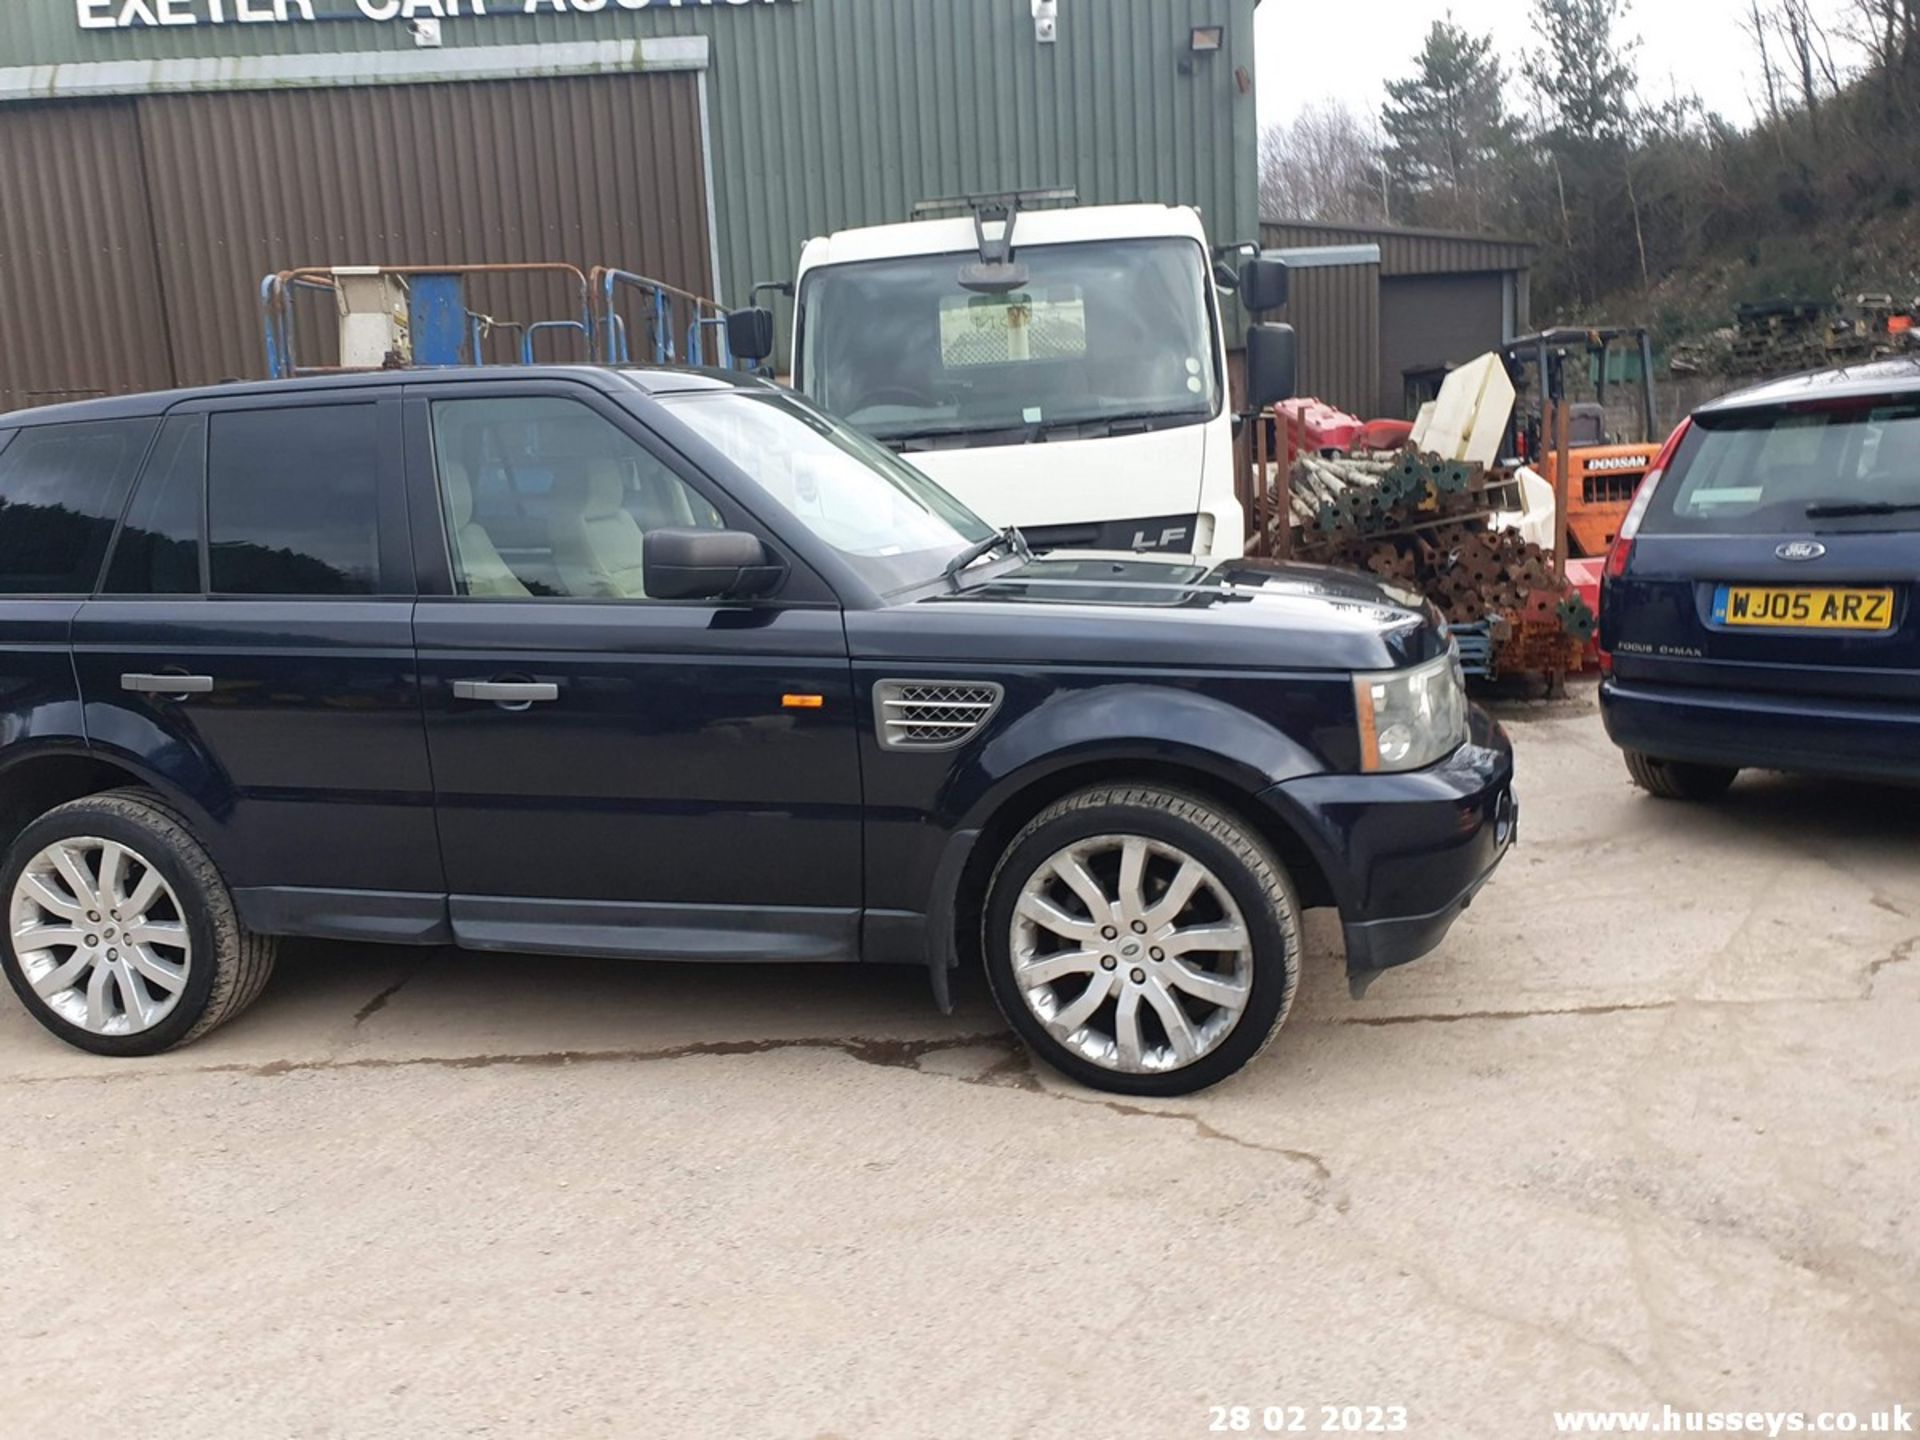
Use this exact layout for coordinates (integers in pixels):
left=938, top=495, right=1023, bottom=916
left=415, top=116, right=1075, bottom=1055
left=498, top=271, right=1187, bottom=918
left=1713, top=585, right=1896, bottom=631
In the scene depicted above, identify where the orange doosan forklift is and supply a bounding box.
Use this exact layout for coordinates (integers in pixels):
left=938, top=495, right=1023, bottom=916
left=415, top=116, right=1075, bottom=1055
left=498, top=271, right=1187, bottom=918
left=1501, top=327, right=1661, bottom=558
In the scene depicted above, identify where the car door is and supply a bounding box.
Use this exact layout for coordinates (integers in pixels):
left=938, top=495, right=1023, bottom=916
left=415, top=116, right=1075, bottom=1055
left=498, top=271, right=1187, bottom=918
left=70, top=392, right=446, bottom=941
left=0, top=417, right=153, bottom=777
left=403, top=380, right=863, bottom=961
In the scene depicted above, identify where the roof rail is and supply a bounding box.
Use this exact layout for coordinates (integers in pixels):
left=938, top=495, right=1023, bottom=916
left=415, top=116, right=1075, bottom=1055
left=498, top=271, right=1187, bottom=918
left=909, top=187, right=1078, bottom=220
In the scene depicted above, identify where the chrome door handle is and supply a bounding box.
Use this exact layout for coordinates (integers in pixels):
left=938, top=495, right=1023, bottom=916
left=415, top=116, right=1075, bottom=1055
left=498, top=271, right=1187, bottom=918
left=122, top=673, right=214, bottom=696
left=453, top=680, right=559, bottom=704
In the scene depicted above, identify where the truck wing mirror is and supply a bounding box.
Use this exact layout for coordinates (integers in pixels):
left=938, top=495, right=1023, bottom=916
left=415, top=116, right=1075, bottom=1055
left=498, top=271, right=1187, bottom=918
left=1238, top=257, right=1290, bottom=314
left=726, top=308, right=777, bottom=365
left=1245, top=323, right=1297, bottom=413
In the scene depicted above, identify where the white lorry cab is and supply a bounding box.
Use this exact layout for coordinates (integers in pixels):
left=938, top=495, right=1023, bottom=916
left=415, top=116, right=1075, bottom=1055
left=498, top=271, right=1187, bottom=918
left=726, top=192, right=1296, bottom=561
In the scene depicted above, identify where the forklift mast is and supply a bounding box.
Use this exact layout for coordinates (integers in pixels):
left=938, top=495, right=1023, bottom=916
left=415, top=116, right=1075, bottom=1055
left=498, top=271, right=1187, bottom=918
left=1501, top=326, right=1658, bottom=459
left=1496, top=326, right=1664, bottom=558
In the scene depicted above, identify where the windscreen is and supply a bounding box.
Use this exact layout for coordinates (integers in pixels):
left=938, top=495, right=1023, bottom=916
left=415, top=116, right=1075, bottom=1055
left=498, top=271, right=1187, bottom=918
left=1642, top=397, right=1920, bottom=535
left=663, top=388, right=995, bottom=594
left=796, top=238, right=1220, bottom=446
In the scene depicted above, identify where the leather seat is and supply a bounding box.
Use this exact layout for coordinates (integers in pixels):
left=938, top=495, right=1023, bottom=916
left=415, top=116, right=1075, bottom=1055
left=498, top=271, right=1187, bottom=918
left=443, top=463, right=531, bottom=599
left=550, top=461, right=651, bottom=599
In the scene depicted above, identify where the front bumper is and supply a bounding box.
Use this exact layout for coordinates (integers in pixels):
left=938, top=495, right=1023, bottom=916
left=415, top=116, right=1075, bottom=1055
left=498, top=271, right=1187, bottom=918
left=1258, top=707, right=1517, bottom=978
left=1601, top=678, right=1920, bottom=783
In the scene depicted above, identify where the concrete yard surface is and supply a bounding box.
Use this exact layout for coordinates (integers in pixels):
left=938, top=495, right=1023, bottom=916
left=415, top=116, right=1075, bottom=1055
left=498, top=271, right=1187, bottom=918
left=0, top=688, right=1915, bottom=1439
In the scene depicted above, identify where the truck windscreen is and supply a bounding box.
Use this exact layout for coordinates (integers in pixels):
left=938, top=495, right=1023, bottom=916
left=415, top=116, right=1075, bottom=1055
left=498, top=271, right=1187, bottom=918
left=796, top=238, right=1220, bottom=449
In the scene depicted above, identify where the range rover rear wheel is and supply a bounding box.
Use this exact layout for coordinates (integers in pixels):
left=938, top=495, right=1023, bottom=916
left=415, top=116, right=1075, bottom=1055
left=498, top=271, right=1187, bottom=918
left=1624, top=751, right=1739, bottom=801
left=0, top=790, right=276, bottom=1057
left=982, top=786, right=1302, bottom=1096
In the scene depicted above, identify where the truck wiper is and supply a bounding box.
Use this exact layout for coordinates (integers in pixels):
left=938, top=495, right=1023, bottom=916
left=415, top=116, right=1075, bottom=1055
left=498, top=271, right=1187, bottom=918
left=1028, top=409, right=1212, bottom=443
left=1804, top=500, right=1920, bottom=518
left=943, top=526, right=1030, bottom=589
left=892, top=423, right=1034, bottom=452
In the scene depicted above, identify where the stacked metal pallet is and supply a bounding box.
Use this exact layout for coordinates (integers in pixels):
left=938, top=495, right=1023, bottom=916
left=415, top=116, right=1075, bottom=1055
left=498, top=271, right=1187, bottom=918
left=1283, top=447, right=1595, bottom=677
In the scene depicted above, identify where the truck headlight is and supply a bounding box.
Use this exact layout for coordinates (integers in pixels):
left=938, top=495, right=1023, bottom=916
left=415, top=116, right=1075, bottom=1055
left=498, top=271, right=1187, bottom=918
left=1353, top=650, right=1470, bottom=773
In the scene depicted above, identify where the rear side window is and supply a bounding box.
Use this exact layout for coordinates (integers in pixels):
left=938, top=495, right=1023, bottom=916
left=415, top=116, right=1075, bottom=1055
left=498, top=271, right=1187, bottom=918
left=208, top=406, right=381, bottom=595
left=0, top=419, right=154, bottom=595
left=1644, top=399, right=1920, bottom=535
left=104, top=414, right=206, bottom=596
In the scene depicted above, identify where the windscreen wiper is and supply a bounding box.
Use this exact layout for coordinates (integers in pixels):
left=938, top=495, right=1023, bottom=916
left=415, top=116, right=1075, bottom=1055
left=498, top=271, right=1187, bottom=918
left=1029, top=410, right=1212, bottom=443
left=894, top=424, right=1033, bottom=452
left=1804, top=500, right=1920, bottom=518
left=943, top=526, right=1030, bottom=590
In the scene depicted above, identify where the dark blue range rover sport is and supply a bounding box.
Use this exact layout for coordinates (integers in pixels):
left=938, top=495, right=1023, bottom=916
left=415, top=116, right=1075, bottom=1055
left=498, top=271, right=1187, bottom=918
left=0, top=368, right=1514, bottom=1095
left=1601, top=359, right=1920, bottom=799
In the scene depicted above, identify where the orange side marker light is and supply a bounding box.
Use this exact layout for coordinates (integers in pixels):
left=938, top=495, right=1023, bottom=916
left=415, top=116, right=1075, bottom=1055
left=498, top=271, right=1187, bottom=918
left=782, top=694, right=825, bottom=710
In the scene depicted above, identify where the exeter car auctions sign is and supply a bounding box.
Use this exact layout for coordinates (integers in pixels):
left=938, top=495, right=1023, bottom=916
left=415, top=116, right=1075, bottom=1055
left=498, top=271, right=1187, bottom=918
left=78, top=0, right=790, bottom=27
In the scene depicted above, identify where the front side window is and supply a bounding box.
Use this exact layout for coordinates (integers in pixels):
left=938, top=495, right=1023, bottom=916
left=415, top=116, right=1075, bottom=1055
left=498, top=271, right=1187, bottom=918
left=0, top=418, right=154, bottom=595
left=1644, top=398, right=1920, bottom=535
left=797, top=238, right=1221, bottom=448
left=665, top=388, right=993, bottom=594
left=430, top=396, right=722, bottom=601
left=208, top=406, right=382, bottom=595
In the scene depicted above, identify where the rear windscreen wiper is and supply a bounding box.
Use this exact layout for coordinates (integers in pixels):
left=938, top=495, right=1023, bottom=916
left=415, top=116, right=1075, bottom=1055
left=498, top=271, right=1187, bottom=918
left=1804, top=500, right=1920, bottom=518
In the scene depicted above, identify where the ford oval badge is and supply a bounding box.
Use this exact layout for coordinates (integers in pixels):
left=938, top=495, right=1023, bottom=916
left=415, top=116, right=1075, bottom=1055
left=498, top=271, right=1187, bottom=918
left=1776, top=541, right=1827, bottom=561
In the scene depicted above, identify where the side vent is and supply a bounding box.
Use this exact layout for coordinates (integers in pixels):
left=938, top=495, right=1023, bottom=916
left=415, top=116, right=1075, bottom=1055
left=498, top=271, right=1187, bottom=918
left=875, top=680, right=1005, bottom=752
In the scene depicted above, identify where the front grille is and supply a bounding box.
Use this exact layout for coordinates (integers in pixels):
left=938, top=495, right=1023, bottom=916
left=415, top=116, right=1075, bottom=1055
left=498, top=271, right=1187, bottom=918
left=874, top=681, right=1005, bottom=751
left=1581, top=469, right=1645, bottom=505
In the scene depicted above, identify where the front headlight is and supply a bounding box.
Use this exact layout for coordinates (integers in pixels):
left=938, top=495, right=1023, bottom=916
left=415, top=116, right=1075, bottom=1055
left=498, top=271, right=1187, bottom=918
left=1353, top=649, right=1470, bottom=774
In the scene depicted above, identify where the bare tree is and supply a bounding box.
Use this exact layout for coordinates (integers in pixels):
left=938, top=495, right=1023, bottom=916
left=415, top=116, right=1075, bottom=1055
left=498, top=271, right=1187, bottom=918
left=1841, top=0, right=1918, bottom=116
left=1750, top=0, right=1865, bottom=126
left=1746, top=0, right=1784, bottom=122
left=1258, top=101, right=1387, bottom=224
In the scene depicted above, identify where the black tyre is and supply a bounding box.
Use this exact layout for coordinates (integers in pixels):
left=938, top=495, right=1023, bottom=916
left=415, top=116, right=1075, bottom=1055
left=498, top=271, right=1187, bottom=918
left=982, top=785, right=1302, bottom=1097
left=0, top=789, right=276, bottom=1057
left=1623, top=751, right=1739, bottom=801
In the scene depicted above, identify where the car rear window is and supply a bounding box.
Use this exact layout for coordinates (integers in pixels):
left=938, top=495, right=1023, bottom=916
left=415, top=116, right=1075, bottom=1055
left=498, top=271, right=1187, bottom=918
left=1642, top=398, right=1920, bottom=535
left=0, top=418, right=154, bottom=594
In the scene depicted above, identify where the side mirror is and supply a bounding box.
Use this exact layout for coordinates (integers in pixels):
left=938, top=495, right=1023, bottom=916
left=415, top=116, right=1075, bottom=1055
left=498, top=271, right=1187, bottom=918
left=726, top=308, right=777, bottom=365
left=1238, top=257, right=1290, bottom=314
left=1245, top=323, right=1298, bottom=413
left=644, top=528, right=782, bottom=601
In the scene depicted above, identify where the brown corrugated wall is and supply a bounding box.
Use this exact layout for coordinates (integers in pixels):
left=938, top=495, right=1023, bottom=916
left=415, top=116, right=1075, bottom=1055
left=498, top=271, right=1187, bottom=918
left=138, top=74, right=713, bottom=385
left=0, top=74, right=712, bottom=410
left=1281, top=262, right=1380, bottom=418
left=1265, top=219, right=1536, bottom=417
left=1261, top=220, right=1535, bottom=279
left=0, top=101, right=176, bottom=412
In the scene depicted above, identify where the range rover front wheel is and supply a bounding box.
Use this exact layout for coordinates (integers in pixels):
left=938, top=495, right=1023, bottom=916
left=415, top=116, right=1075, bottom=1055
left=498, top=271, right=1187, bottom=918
left=982, top=786, right=1302, bottom=1096
left=0, top=790, right=276, bottom=1057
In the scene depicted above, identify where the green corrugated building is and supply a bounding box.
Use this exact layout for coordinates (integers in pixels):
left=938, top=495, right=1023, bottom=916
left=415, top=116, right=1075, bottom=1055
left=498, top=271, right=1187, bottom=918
left=0, top=0, right=1260, bottom=408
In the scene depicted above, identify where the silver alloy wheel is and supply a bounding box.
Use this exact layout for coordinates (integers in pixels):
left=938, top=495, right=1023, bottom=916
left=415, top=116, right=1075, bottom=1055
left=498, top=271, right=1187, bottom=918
left=10, top=836, right=192, bottom=1036
left=1010, top=833, right=1253, bottom=1074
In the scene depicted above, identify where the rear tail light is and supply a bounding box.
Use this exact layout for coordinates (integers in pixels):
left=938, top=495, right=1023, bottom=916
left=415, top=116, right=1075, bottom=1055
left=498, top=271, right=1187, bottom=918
left=1599, top=418, right=1691, bottom=677
left=1603, top=417, right=1691, bottom=582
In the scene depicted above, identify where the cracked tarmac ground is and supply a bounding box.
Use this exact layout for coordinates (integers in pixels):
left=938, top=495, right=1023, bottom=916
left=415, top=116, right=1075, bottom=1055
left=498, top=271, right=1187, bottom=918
left=0, top=688, right=1915, bottom=1440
